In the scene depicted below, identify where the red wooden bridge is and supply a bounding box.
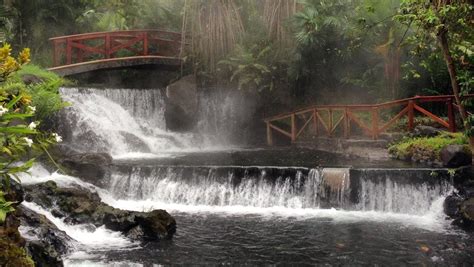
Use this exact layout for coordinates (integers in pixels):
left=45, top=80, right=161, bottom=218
left=265, top=95, right=473, bottom=145
left=48, top=29, right=183, bottom=76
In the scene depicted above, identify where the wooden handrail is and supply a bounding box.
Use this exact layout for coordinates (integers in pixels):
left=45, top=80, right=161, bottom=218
left=50, top=29, right=183, bottom=67
left=265, top=94, right=474, bottom=122
left=49, top=29, right=181, bottom=41
left=265, top=94, right=474, bottom=145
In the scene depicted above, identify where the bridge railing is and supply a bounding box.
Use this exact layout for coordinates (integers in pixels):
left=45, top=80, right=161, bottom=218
left=264, top=94, right=474, bottom=145
left=50, top=29, right=182, bottom=67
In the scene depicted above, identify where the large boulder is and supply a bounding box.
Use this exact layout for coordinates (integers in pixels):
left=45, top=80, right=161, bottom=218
left=165, top=75, right=198, bottom=131
left=24, top=181, right=176, bottom=242
left=440, top=145, right=472, bottom=168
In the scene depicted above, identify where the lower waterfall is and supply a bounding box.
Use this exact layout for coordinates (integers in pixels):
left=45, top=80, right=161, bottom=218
left=106, top=166, right=451, bottom=217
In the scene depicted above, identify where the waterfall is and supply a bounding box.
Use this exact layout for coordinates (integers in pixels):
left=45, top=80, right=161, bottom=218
left=58, top=87, right=250, bottom=158
left=195, top=90, right=257, bottom=145
left=106, top=166, right=452, bottom=215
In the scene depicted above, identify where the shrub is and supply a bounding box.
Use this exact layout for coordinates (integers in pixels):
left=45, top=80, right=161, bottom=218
left=388, top=132, right=468, bottom=162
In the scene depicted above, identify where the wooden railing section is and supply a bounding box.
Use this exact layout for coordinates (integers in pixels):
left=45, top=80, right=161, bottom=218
left=50, top=30, right=182, bottom=67
left=264, top=95, right=474, bottom=145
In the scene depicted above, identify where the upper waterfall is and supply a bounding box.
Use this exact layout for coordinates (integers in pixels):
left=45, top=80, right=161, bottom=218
left=58, top=87, right=249, bottom=158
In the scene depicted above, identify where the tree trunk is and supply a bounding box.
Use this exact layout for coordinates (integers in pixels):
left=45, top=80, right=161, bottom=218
left=437, top=28, right=474, bottom=150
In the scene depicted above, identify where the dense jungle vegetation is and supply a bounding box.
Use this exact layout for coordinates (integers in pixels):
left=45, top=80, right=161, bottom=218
left=0, top=0, right=473, bottom=166
left=1, top=0, right=471, bottom=104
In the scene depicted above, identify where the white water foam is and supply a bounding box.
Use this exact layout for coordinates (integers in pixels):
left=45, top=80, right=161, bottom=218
left=59, top=88, right=244, bottom=158
left=22, top=201, right=135, bottom=250
left=22, top=164, right=453, bottom=232
left=107, top=167, right=452, bottom=216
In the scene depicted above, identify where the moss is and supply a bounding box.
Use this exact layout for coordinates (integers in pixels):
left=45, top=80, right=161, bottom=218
left=14, top=64, right=65, bottom=84
left=388, top=132, right=469, bottom=161
left=0, top=238, right=34, bottom=267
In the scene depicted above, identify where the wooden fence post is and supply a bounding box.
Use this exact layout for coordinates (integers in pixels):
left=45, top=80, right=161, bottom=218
left=291, top=114, right=296, bottom=142
left=266, top=122, right=273, bottom=146
left=76, top=40, right=83, bottom=63
left=408, top=100, right=414, bottom=131
left=447, top=99, right=456, bottom=132
left=328, top=109, right=333, bottom=137
left=312, top=109, right=318, bottom=136
left=344, top=108, right=349, bottom=138
left=53, top=40, right=58, bottom=66
left=371, top=107, right=379, bottom=140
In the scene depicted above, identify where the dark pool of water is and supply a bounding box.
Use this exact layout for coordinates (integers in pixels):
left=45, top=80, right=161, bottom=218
left=114, top=147, right=424, bottom=169
left=69, top=212, right=474, bottom=266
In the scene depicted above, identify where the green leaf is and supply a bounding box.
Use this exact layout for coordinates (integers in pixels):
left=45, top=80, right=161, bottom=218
left=1, top=113, right=34, bottom=120
left=5, top=95, right=23, bottom=109
left=0, top=126, right=37, bottom=134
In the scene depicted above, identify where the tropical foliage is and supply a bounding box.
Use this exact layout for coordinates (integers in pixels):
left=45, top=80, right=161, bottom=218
left=395, top=0, right=473, bottom=146
left=0, top=44, right=64, bottom=222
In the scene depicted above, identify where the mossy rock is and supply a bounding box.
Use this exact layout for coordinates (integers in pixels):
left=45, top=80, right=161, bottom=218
left=0, top=238, right=34, bottom=267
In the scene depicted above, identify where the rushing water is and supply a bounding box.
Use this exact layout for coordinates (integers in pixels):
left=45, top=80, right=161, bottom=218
left=18, top=88, right=474, bottom=265
left=58, top=88, right=251, bottom=158
left=19, top=164, right=474, bottom=266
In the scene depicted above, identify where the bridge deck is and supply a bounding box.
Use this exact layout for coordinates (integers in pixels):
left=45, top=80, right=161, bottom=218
left=48, top=55, right=181, bottom=76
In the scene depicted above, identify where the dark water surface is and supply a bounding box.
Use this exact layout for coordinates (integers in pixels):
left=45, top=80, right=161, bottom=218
left=114, top=147, right=424, bottom=169
left=66, top=212, right=474, bottom=266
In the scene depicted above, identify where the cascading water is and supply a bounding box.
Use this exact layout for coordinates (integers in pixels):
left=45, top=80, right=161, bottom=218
left=59, top=87, right=194, bottom=156
left=106, top=165, right=452, bottom=217
left=195, top=90, right=257, bottom=145
left=58, top=87, right=247, bottom=158
left=21, top=162, right=470, bottom=265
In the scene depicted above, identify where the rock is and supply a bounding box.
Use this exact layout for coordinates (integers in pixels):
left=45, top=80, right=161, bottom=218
left=1, top=178, right=24, bottom=203
left=440, top=145, right=472, bottom=168
left=59, top=153, right=113, bottom=186
left=101, top=208, right=136, bottom=232
left=444, top=194, right=462, bottom=217
left=460, top=198, right=474, bottom=221
left=25, top=241, right=63, bottom=267
left=21, top=74, right=43, bottom=85
left=24, top=182, right=176, bottom=242
left=165, top=75, right=198, bottom=131
left=135, top=210, right=176, bottom=241
left=412, top=125, right=442, bottom=138
left=119, top=131, right=151, bottom=153
left=18, top=206, right=70, bottom=267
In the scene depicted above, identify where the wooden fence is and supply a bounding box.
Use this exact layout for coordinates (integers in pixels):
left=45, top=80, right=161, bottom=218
left=264, top=95, right=474, bottom=145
